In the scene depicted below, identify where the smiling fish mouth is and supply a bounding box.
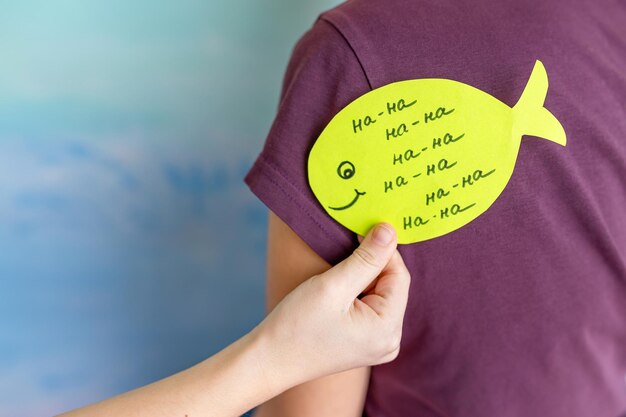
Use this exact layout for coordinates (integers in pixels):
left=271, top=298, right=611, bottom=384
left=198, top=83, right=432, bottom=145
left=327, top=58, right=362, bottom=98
left=328, top=189, right=366, bottom=211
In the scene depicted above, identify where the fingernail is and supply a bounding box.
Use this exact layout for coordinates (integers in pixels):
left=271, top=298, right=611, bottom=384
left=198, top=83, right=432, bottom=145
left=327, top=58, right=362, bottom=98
left=372, top=224, right=394, bottom=245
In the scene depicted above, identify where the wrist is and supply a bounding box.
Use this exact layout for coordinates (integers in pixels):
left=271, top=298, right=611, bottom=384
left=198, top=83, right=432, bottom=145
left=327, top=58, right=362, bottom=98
left=246, top=321, right=303, bottom=398
left=191, top=326, right=295, bottom=417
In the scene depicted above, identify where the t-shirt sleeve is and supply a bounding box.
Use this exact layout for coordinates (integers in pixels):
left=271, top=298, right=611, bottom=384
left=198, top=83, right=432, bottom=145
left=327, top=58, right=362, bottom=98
left=244, top=17, right=371, bottom=265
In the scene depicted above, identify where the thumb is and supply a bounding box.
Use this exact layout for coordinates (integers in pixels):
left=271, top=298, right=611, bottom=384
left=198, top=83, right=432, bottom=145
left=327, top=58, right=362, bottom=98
left=324, top=223, right=397, bottom=298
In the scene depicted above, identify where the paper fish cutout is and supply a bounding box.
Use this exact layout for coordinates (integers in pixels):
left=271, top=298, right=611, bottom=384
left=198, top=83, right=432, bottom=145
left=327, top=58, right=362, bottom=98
left=307, top=60, right=566, bottom=244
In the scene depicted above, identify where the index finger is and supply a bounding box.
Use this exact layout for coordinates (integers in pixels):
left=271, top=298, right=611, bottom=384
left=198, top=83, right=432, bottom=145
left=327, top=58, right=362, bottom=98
left=360, top=250, right=411, bottom=319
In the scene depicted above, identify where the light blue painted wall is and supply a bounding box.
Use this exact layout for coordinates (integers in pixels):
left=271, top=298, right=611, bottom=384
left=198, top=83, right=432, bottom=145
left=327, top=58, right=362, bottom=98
left=0, top=1, right=341, bottom=415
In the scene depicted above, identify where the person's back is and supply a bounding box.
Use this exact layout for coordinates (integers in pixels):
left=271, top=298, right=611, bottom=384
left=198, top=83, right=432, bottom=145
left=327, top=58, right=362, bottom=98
left=245, top=0, right=626, bottom=415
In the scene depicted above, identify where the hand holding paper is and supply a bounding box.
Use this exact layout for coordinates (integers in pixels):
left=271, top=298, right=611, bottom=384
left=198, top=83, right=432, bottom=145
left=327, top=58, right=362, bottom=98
left=255, top=223, right=410, bottom=390
left=60, top=224, right=410, bottom=417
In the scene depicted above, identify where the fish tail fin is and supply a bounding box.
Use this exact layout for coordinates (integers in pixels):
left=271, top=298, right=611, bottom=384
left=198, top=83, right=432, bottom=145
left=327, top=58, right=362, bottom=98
left=512, top=60, right=566, bottom=146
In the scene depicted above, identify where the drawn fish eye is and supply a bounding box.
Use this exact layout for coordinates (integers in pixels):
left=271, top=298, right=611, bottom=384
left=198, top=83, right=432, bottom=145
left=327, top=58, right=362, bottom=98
left=337, top=161, right=356, bottom=180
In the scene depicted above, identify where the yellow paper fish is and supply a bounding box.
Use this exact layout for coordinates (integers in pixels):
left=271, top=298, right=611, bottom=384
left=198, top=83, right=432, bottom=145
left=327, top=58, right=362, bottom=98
left=307, top=60, right=566, bottom=244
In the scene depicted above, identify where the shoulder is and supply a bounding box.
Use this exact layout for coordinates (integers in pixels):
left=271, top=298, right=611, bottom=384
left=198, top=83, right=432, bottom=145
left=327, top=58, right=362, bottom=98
left=319, top=0, right=403, bottom=28
left=285, top=0, right=400, bottom=78
left=278, top=14, right=372, bottom=111
left=283, top=16, right=359, bottom=87
left=312, top=0, right=419, bottom=88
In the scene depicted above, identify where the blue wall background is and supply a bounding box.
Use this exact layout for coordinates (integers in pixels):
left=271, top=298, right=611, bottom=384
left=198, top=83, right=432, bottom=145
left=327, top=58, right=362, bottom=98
left=0, top=1, right=340, bottom=415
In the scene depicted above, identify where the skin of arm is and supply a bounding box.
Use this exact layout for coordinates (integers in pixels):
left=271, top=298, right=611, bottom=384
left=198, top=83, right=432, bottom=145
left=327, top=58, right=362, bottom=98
left=253, top=212, right=371, bottom=417
left=59, top=329, right=286, bottom=417
left=59, top=218, right=409, bottom=417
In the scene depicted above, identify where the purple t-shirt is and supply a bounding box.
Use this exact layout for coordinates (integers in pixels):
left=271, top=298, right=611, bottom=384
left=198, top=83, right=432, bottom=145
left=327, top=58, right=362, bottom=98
left=245, top=0, right=626, bottom=415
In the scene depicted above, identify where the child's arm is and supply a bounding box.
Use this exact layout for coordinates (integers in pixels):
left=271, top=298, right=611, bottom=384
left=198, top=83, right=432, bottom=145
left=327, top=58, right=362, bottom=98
left=253, top=212, right=371, bottom=417
left=60, top=221, right=409, bottom=417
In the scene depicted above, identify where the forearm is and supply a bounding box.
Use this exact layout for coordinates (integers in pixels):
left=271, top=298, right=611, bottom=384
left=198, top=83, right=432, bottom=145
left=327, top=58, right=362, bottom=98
left=60, top=217, right=404, bottom=417
left=60, top=329, right=286, bottom=417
